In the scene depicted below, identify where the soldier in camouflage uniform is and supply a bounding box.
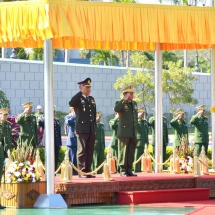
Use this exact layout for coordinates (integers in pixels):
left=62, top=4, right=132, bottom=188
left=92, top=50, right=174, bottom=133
left=190, top=105, right=209, bottom=156
left=148, top=110, right=168, bottom=163
left=109, top=112, right=120, bottom=172
left=16, top=102, right=38, bottom=151
left=92, top=112, right=105, bottom=174
left=134, top=107, right=149, bottom=172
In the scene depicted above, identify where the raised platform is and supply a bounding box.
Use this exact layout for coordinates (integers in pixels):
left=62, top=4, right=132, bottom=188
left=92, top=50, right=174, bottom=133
left=54, top=173, right=215, bottom=205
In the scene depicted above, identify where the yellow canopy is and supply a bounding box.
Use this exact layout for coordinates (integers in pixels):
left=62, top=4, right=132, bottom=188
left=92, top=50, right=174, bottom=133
left=0, top=0, right=215, bottom=50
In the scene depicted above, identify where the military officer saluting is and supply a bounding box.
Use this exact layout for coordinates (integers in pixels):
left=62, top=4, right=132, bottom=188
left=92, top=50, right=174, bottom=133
left=170, top=109, right=188, bottom=150
left=114, top=86, right=138, bottom=177
left=69, top=78, right=96, bottom=178
left=190, top=105, right=209, bottom=156
left=16, top=102, right=38, bottom=151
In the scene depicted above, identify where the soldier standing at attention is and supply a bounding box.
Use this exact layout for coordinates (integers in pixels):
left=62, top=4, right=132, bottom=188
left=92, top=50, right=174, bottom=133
left=170, top=109, right=188, bottom=150
left=34, top=105, right=43, bottom=126
left=114, top=86, right=138, bottom=177
left=134, top=107, right=149, bottom=172
left=148, top=109, right=168, bottom=163
left=109, top=112, right=119, bottom=173
left=69, top=78, right=96, bottom=178
left=64, top=106, right=78, bottom=175
left=92, top=112, right=105, bottom=174
left=190, top=105, right=209, bottom=156
left=16, top=102, right=38, bottom=151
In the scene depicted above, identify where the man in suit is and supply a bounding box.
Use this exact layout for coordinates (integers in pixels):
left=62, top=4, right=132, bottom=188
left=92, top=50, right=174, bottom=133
left=109, top=112, right=120, bottom=173
left=148, top=109, right=168, bottom=163
left=190, top=105, right=209, bottom=156
left=16, top=102, right=38, bottom=153
left=114, top=86, right=138, bottom=177
left=134, top=107, right=149, bottom=172
left=170, top=109, right=188, bottom=150
left=64, top=106, right=78, bottom=175
left=69, top=78, right=96, bottom=178
left=39, top=105, right=62, bottom=170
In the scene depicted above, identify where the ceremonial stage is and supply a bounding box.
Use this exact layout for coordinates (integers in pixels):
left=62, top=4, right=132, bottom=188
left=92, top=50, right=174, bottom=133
left=54, top=172, right=215, bottom=206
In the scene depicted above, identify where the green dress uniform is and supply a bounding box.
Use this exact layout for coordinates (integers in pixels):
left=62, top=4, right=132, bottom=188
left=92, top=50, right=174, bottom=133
left=190, top=113, right=209, bottom=156
left=92, top=122, right=105, bottom=174
left=34, top=112, right=44, bottom=126
left=109, top=115, right=120, bottom=172
left=134, top=118, right=149, bottom=172
left=0, top=123, right=5, bottom=182
left=1, top=120, right=12, bottom=154
left=114, top=98, right=138, bottom=176
left=16, top=112, right=38, bottom=149
left=148, top=116, right=168, bottom=163
left=170, top=116, right=188, bottom=148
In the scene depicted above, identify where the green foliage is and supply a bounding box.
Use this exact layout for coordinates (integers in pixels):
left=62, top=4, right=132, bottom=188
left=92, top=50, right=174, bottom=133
left=90, top=50, right=119, bottom=66
left=162, top=61, right=198, bottom=112
left=16, top=48, right=29, bottom=60
left=29, top=48, right=58, bottom=60
left=0, top=88, right=10, bottom=109
left=79, top=49, right=90, bottom=59
left=114, top=69, right=154, bottom=106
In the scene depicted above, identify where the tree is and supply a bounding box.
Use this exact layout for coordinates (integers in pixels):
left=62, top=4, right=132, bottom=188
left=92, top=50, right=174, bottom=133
left=0, top=88, right=10, bottom=109
left=114, top=60, right=198, bottom=112
left=16, top=48, right=29, bottom=60
left=29, top=48, right=58, bottom=60
left=90, top=50, right=119, bottom=66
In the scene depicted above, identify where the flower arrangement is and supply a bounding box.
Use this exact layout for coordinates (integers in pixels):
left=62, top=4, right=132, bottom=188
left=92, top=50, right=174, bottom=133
left=6, top=161, right=40, bottom=183
left=5, top=144, right=41, bottom=183
left=179, top=156, right=193, bottom=173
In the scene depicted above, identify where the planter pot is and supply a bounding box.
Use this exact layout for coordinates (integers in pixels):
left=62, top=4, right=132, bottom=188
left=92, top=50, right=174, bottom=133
left=0, top=181, right=46, bottom=208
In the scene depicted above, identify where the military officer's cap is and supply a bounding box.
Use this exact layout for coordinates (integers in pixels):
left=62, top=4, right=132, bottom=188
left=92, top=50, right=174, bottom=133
left=196, top=105, right=206, bottom=111
left=138, top=107, right=145, bottom=113
left=37, top=105, right=42, bottom=110
left=96, top=111, right=102, bottom=118
left=77, top=78, right=91, bottom=87
left=0, top=108, right=9, bottom=115
left=121, top=86, right=134, bottom=93
left=22, top=102, right=33, bottom=108
left=174, top=109, right=184, bottom=115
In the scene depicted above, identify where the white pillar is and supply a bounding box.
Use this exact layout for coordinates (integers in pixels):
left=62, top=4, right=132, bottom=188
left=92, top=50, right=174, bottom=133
left=154, top=43, right=163, bottom=173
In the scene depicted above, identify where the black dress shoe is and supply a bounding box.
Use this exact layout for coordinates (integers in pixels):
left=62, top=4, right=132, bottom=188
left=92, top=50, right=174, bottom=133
left=79, top=174, right=88, bottom=178
left=88, top=174, right=96, bottom=178
left=127, top=172, right=137, bottom=176
left=0, top=205, right=6, bottom=209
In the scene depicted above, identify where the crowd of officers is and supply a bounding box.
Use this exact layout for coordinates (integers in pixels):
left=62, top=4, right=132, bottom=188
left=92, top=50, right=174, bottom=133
left=0, top=78, right=209, bottom=184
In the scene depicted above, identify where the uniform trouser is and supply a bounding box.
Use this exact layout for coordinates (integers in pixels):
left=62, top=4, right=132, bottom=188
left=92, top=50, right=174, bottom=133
left=0, top=158, right=4, bottom=205
left=76, top=133, right=96, bottom=173
left=152, top=144, right=167, bottom=163
left=67, top=146, right=78, bottom=175
left=110, top=146, right=120, bottom=173
left=195, top=143, right=208, bottom=157
left=55, top=146, right=60, bottom=171
left=118, top=137, right=136, bottom=174
left=134, top=146, right=144, bottom=172
left=92, top=148, right=105, bottom=174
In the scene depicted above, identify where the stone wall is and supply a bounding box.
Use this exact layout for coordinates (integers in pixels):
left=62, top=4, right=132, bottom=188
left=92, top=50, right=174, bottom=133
left=0, top=59, right=211, bottom=129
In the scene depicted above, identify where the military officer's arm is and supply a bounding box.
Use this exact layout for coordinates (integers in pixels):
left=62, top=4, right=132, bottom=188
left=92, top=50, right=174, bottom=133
left=16, top=112, right=27, bottom=125
left=190, top=113, right=199, bottom=125
left=101, top=123, right=105, bottom=150
left=69, top=91, right=82, bottom=107
left=67, top=116, right=76, bottom=127
left=170, top=116, right=179, bottom=129
left=114, top=100, right=126, bottom=112
left=38, top=118, right=45, bottom=129
left=147, top=117, right=155, bottom=127
left=109, top=116, right=118, bottom=130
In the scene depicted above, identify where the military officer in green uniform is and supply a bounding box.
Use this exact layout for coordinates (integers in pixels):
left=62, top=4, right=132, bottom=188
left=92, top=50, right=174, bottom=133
left=148, top=110, right=168, bottom=163
left=170, top=109, right=188, bottom=150
left=134, top=107, right=149, bottom=172
left=114, top=86, right=138, bottom=177
left=69, top=78, right=96, bottom=178
left=16, top=102, right=38, bottom=151
left=190, top=105, right=209, bottom=156
left=92, top=112, right=105, bottom=174
left=0, top=108, right=12, bottom=209
left=109, top=112, right=119, bottom=172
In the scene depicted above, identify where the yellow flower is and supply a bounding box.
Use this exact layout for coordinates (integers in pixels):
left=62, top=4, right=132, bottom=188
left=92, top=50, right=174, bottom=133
left=210, top=106, right=215, bottom=113
left=26, top=173, right=31, bottom=178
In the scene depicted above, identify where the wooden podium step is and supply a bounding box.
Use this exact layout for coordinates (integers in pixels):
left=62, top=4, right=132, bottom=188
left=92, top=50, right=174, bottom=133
left=117, top=188, right=210, bottom=204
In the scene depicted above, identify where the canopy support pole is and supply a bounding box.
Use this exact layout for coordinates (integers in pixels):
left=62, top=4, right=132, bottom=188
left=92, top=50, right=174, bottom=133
left=154, top=43, right=163, bottom=173
left=34, top=39, right=67, bottom=208
left=211, top=49, right=215, bottom=166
